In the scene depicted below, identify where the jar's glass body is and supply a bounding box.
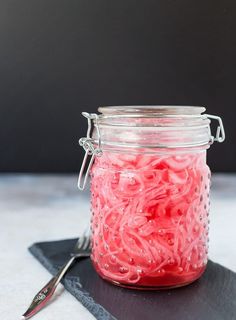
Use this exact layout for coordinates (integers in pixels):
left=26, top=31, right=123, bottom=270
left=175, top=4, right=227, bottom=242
left=78, top=106, right=224, bottom=289
left=90, top=148, right=210, bottom=289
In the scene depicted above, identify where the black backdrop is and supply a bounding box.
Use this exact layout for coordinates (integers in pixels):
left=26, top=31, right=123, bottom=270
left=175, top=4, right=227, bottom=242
left=0, top=0, right=235, bottom=172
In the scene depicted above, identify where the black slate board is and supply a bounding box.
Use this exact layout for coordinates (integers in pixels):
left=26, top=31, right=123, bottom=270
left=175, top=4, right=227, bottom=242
left=29, top=239, right=236, bottom=320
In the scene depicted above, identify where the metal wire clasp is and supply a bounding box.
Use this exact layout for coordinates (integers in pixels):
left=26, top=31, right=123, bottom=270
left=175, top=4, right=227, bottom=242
left=206, top=114, right=225, bottom=144
left=78, top=112, right=102, bottom=190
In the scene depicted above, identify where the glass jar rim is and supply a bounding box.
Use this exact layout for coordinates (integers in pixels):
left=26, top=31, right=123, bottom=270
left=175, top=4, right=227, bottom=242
left=98, top=105, right=206, bottom=116
left=92, top=106, right=211, bottom=151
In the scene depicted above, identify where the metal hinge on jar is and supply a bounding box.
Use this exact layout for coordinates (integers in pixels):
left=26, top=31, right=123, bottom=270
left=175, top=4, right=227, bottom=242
left=78, top=112, right=102, bottom=190
left=206, top=114, right=225, bottom=144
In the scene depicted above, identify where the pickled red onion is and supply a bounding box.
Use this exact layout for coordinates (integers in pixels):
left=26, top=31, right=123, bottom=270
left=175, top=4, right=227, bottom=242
left=91, top=151, right=210, bottom=288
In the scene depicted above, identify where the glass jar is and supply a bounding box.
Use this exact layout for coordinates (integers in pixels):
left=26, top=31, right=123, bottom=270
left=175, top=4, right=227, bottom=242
left=78, top=106, right=225, bottom=289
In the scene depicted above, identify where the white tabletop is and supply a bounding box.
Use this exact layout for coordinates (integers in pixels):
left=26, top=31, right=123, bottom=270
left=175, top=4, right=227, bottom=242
left=0, top=174, right=235, bottom=320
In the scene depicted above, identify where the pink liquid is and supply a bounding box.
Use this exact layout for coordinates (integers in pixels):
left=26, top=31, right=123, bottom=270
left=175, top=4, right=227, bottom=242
left=90, top=151, right=210, bottom=288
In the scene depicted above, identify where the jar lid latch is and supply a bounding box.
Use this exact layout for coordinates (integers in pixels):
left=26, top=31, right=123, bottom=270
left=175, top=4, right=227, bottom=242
left=78, top=112, right=102, bottom=190
left=206, top=114, right=225, bottom=144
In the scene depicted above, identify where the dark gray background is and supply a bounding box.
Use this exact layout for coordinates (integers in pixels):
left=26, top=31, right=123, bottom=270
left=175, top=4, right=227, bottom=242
left=0, top=0, right=235, bottom=173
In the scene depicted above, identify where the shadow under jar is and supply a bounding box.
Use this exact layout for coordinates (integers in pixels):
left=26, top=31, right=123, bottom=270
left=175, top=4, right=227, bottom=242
left=78, top=106, right=225, bottom=289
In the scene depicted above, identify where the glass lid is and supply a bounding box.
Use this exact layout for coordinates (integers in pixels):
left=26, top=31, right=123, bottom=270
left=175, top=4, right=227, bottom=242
left=98, top=106, right=206, bottom=116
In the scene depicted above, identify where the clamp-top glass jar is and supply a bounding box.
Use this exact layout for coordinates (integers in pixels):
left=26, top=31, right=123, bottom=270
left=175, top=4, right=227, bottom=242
left=78, top=106, right=225, bottom=289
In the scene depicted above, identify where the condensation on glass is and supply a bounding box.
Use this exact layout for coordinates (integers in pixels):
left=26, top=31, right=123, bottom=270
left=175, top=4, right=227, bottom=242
left=78, top=106, right=225, bottom=289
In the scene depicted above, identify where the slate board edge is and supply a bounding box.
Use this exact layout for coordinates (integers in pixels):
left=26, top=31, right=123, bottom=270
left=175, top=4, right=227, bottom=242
left=29, top=243, right=116, bottom=320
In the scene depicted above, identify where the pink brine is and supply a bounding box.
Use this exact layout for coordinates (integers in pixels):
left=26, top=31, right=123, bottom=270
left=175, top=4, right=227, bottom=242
left=91, top=151, right=210, bottom=288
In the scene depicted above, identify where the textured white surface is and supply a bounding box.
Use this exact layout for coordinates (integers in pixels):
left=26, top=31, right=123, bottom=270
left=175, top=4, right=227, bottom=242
left=0, top=174, right=235, bottom=320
